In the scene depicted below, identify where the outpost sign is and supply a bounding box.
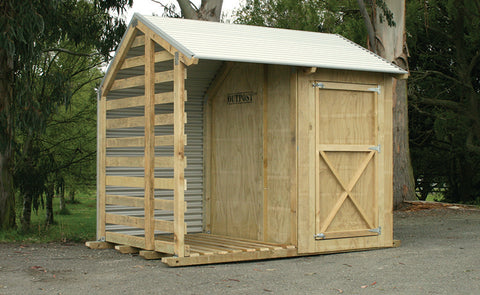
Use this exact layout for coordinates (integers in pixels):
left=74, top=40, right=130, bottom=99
left=227, top=92, right=255, bottom=105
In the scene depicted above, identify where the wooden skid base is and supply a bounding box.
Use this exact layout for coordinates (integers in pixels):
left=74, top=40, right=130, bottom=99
left=87, top=234, right=400, bottom=267
left=85, top=241, right=115, bottom=250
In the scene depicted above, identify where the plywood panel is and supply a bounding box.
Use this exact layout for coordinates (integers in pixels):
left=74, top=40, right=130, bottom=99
left=265, top=65, right=294, bottom=244
left=316, top=89, right=375, bottom=145
left=210, top=63, right=264, bottom=240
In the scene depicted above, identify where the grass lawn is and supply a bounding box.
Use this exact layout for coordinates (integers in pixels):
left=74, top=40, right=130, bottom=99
left=0, top=192, right=97, bottom=243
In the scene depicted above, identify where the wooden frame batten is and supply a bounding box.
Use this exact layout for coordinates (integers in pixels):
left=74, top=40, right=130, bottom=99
left=174, top=51, right=186, bottom=257
left=144, top=33, right=156, bottom=250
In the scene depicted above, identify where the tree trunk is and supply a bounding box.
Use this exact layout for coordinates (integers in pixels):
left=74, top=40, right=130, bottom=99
left=45, top=193, right=54, bottom=225
left=59, top=185, right=66, bottom=210
left=0, top=47, right=16, bottom=230
left=177, top=0, right=223, bottom=21
left=21, top=193, right=33, bottom=230
left=68, top=189, right=76, bottom=204
left=374, top=0, right=416, bottom=208
left=0, top=153, right=15, bottom=229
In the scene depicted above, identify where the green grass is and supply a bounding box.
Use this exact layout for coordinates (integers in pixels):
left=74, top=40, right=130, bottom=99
left=425, top=192, right=446, bottom=202
left=0, top=192, right=96, bottom=243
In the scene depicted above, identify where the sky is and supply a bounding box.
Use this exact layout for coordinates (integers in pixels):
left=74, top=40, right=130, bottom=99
left=125, top=0, right=242, bottom=22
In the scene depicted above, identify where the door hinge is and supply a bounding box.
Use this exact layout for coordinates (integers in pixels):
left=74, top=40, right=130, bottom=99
left=314, top=233, right=326, bottom=240
left=369, top=226, right=382, bottom=235
left=312, top=82, right=325, bottom=88
left=368, top=86, right=381, bottom=94
left=369, top=144, right=381, bottom=153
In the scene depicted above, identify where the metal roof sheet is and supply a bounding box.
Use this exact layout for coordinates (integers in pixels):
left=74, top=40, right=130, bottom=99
left=135, top=14, right=407, bottom=75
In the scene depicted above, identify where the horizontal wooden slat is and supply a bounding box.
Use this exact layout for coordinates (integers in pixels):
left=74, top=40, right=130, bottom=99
left=105, top=195, right=187, bottom=212
left=106, top=176, right=174, bottom=189
left=131, top=35, right=145, bottom=48
left=110, top=75, right=144, bottom=91
left=106, top=213, right=144, bottom=228
left=107, top=136, right=145, bottom=148
left=106, top=113, right=174, bottom=129
left=110, top=70, right=174, bottom=91
left=106, top=195, right=144, bottom=207
left=155, top=219, right=174, bottom=232
left=317, top=144, right=376, bottom=152
left=106, top=156, right=179, bottom=168
left=106, top=232, right=146, bottom=249
left=106, top=91, right=176, bottom=111
left=106, top=156, right=144, bottom=167
left=120, top=51, right=173, bottom=70
left=154, top=240, right=176, bottom=255
left=154, top=70, right=174, bottom=84
left=106, top=135, right=186, bottom=148
left=107, top=95, right=144, bottom=110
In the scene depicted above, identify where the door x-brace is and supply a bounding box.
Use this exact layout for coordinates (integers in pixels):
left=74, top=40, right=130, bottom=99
left=318, top=150, right=376, bottom=234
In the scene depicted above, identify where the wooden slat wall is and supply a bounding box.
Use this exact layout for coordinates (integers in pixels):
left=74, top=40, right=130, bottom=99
left=99, top=25, right=187, bottom=256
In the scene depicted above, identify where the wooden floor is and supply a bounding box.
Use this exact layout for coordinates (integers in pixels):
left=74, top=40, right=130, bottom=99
left=157, top=233, right=297, bottom=267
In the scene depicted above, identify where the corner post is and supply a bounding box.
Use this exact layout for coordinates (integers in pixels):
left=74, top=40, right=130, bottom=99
left=144, top=34, right=156, bottom=250
left=173, top=52, right=186, bottom=257
left=97, top=91, right=107, bottom=241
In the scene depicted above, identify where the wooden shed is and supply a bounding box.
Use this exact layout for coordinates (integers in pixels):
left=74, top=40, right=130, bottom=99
left=90, top=14, right=408, bottom=266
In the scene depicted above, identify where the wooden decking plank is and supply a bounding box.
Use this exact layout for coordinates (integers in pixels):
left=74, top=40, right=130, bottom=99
left=162, top=248, right=299, bottom=267
left=184, top=236, right=243, bottom=254
left=194, top=234, right=279, bottom=251
left=197, top=233, right=296, bottom=250
left=191, top=235, right=263, bottom=252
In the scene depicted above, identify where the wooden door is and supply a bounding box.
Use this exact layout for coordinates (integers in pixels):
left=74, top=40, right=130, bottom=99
left=314, top=82, right=381, bottom=242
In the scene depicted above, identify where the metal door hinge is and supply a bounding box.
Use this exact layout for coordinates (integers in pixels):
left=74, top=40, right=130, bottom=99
left=312, top=82, right=325, bottom=88
left=369, top=226, right=382, bottom=235
left=369, top=144, right=381, bottom=153
left=314, top=233, right=326, bottom=240
left=368, top=86, right=381, bottom=94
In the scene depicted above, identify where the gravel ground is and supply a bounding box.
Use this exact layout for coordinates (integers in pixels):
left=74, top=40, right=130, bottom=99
left=0, top=207, right=479, bottom=295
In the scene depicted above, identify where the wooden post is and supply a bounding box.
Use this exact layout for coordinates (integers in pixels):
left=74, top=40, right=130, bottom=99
left=173, top=52, right=186, bottom=257
left=97, top=95, right=107, bottom=240
left=144, top=35, right=156, bottom=250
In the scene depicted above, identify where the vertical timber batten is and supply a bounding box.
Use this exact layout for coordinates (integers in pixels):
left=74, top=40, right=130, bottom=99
left=144, top=34, right=156, bottom=250
left=174, top=52, right=186, bottom=257
left=97, top=95, right=107, bottom=240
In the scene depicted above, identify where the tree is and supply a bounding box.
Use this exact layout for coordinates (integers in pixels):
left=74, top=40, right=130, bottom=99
left=152, top=0, right=224, bottom=21
left=407, top=0, right=480, bottom=203
left=357, top=0, right=416, bottom=207
left=0, top=0, right=132, bottom=229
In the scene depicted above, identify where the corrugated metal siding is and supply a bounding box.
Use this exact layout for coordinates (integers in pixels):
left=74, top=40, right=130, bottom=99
left=104, top=36, right=222, bottom=235
left=137, top=14, right=407, bottom=75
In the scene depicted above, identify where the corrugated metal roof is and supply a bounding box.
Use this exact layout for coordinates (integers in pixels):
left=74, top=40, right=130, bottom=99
left=135, top=14, right=407, bottom=75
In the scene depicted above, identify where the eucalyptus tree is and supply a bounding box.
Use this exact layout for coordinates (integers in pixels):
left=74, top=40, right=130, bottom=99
left=0, top=0, right=132, bottom=229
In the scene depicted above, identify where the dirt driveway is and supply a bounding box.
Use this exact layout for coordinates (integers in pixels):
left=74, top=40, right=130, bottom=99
left=1, top=205, right=479, bottom=295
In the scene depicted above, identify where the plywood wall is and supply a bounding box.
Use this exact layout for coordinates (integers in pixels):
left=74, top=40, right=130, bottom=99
left=210, top=63, right=265, bottom=240
left=206, top=63, right=296, bottom=244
